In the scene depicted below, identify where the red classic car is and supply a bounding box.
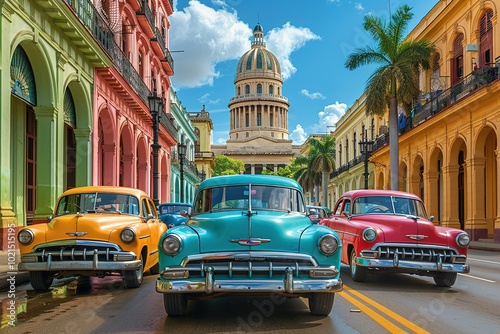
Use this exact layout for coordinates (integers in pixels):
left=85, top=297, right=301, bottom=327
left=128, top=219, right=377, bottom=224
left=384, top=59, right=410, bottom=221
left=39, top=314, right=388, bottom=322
left=321, top=189, right=470, bottom=287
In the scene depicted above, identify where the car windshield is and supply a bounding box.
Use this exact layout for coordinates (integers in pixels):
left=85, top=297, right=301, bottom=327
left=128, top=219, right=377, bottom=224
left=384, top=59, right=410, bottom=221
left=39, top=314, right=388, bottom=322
left=159, top=205, right=191, bottom=215
left=194, top=184, right=305, bottom=214
left=351, top=195, right=428, bottom=219
left=55, top=192, right=140, bottom=216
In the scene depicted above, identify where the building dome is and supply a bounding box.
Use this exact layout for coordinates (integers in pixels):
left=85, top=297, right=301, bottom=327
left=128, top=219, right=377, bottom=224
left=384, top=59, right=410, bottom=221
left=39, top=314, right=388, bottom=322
left=235, top=24, right=281, bottom=81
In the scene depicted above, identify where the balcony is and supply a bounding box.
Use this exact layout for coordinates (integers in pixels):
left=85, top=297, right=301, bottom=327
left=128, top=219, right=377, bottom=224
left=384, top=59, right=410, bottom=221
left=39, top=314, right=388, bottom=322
left=229, top=93, right=289, bottom=105
left=332, top=62, right=499, bottom=179
left=136, top=0, right=155, bottom=36
left=161, top=48, right=174, bottom=76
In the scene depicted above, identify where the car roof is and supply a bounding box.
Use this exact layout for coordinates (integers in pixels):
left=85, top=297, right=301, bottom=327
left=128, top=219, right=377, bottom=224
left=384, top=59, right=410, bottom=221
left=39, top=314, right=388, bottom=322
left=197, top=175, right=302, bottom=192
left=340, top=189, right=421, bottom=200
left=59, top=186, right=149, bottom=198
left=158, top=202, right=193, bottom=206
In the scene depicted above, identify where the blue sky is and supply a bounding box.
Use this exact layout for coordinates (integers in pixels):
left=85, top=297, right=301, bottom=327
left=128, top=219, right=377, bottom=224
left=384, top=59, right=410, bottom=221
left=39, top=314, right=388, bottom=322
left=169, top=0, right=437, bottom=145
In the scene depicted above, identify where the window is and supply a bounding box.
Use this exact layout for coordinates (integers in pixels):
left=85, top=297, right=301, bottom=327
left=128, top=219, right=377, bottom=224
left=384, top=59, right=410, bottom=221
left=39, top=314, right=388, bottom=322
left=479, top=9, right=493, bottom=66
left=257, top=84, right=262, bottom=94
left=269, top=85, right=273, bottom=94
left=245, top=113, right=249, bottom=127
left=257, top=112, right=262, bottom=126
left=452, top=34, right=464, bottom=85
left=269, top=113, right=273, bottom=127
left=245, top=85, right=250, bottom=94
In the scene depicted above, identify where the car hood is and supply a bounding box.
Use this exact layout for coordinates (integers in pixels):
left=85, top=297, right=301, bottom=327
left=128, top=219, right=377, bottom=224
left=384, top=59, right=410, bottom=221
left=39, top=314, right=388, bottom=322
left=355, top=214, right=447, bottom=244
left=159, top=214, right=187, bottom=227
left=188, top=210, right=310, bottom=253
left=44, top=213, right=140, bottom=242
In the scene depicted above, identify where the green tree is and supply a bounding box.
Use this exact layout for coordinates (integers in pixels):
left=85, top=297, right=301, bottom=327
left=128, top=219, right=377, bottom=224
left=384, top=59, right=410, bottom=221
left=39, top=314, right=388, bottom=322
left=212, top=155, right=245, bottom=176
left=308, top=135, right=335, bottom=205
left=292, top=155, right=321, bottom=203
left=345, top=5, right=434, bottom=190
left=262, top=158, right=302, bottom=179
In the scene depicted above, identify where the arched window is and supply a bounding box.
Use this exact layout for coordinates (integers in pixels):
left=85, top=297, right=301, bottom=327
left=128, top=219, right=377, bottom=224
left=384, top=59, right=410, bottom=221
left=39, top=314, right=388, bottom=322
left=452, top=34, right=464, bottom=85
left=479, top=9, right=493, bottom=66
left=269, top=85, right=273, bottom=94
left=245, top=85, right=250, bottom=94
left=257, top=84, right=262, bottom=94
left=257, top=112, right=262, bottom=126
left=237, top=86, right=241, bottom=95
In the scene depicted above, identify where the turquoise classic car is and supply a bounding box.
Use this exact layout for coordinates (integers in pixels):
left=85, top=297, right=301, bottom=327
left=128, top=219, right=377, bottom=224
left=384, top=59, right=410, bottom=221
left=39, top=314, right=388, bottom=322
left=156, top=174, right=343, bottom=316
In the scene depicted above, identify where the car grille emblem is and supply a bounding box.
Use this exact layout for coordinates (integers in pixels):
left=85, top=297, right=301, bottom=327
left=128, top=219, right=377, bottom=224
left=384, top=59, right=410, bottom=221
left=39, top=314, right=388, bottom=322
left=406, top=234, right=428, bottom=240
left=230, top=238, right=271, bottom=246
left=66, top=232, right=88, bottom=237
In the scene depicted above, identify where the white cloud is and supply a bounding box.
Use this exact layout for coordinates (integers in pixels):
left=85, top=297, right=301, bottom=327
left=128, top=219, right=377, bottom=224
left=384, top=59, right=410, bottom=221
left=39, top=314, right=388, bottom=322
left=289, top=124, right=308, bottom=145
left=169, top=1, right=251, bottom=88
left=354, top=3, right=364, bottom=11
left=300, top=89, right=326, bottom=100
left=306, top=101, right=348, bottom=134
left=266, top=22, right=321, bottom=80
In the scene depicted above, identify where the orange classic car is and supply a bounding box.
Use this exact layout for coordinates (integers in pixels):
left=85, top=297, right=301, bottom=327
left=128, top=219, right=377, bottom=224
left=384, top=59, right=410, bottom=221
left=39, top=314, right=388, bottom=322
left=17, top=186, right=167, bottom=291
left=321, top=189, right=470, bottom=287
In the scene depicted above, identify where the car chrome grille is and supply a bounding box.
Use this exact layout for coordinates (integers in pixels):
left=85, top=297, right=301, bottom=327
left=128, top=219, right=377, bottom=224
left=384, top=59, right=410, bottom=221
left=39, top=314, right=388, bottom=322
left=181, top=253, right=319, bottom=278
left=367, top=245, right=457, bottom=263
left=29, top=242, right=126, bottom=262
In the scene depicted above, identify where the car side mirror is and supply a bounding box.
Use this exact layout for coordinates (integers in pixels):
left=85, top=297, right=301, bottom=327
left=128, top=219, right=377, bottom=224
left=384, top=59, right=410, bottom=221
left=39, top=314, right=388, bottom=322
left=429, top=215, right=434, bottom=222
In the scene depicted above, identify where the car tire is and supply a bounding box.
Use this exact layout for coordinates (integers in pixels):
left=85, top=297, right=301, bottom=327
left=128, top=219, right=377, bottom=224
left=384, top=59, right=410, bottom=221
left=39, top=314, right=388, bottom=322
left=433, top=272, right=457, bottom=287
left=350, top=249, right=368, bottom=282
left=308, top=292, right=335, bottom=316
left=124, top=254, right=144, bottom=288
left=29, top=271, right=53, bottom=291
left=149, top=261, right=160, bottom=275
left=163, top=294, right=188, bottom=316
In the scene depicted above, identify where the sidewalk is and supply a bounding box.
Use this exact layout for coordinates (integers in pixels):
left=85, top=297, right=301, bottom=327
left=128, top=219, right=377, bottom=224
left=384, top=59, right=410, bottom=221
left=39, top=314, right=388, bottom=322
left=1, top=241, right=499, bottom=291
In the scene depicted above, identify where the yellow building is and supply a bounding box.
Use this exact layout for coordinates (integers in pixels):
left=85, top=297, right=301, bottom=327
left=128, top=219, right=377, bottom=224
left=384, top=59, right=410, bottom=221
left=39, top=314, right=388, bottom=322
left=331, top=0, right=499, bottom=242
left=190, top=106, right=215, bottom=179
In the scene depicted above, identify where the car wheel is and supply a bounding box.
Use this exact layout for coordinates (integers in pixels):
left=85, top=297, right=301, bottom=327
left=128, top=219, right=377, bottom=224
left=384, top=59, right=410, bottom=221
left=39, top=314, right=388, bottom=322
left=149, top=261, right=160, bottom=275
left=124, top=254, right=144, bottom=288
left=433, top=272, right=457, bottom=287
left=350, top=249, right=368, bottom=282
left=163, top=294, right=188, bottom=316
left=308, top=292, right=335, bottom=316
left=29, top=271, right=53, bottom=291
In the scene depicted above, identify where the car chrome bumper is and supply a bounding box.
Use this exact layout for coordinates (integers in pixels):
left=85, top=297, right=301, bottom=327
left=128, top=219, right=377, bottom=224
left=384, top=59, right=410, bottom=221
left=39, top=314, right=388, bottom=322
left=156, top=266, right=343, bottom=294
left=18, top=251, right=141, bottom=272
left=355, top=256, right=470, bottom=273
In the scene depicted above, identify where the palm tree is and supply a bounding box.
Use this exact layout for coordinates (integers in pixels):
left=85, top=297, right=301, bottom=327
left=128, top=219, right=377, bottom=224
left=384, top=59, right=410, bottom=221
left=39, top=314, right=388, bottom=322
left=345, top=5, right=434, bottom=190
left=293, top=155, right=321, bottom=203
left=309, top=136, right=335, bottom=206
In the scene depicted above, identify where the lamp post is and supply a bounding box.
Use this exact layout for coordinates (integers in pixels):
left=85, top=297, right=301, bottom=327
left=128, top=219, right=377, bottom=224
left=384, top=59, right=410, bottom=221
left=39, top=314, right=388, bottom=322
left=178, top=143, right=186, bottom=202
left=148, top=90, right=163, bottom=206
left=200, top=169, right=206, bottom=181
left=359, top=130, right=374, bottom=189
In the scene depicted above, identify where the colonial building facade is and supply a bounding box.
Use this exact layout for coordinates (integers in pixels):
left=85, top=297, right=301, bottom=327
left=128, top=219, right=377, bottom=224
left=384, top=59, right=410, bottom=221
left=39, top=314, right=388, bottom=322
left=330, top=0, right=500, bottom=242
left=0, top=0, right=179, bottom=249
left=211, top=24, right=301, bottom=172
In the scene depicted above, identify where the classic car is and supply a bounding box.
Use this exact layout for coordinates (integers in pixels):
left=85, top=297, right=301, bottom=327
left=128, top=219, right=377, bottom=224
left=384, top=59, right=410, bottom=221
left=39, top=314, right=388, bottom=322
left=306, top=205, right=333, bottom=224
left=157, top=202, right=193, bottom=228
left=17, top=186, right=167, bottom=291
left=321, top=189, right=470, bottom=287
left=156, top=174, right=343, bottom=316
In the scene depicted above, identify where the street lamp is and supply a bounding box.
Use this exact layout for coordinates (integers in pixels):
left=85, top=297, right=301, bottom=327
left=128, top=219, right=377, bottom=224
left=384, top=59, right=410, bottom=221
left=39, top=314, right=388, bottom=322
left=178, top=143, right=187, bottom=202
left=200, top=169, right=206, bottom=181
left=359, top=130, right=374, bottom=189
left=148, top=90, right=162, bottom=206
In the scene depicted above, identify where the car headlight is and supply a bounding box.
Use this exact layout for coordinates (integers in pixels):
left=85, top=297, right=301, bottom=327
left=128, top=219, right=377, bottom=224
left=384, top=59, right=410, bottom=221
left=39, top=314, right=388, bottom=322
left=162, top=234, right=182, bottom=255
left=456, top=232, right=470, bottom=247
left=120, top=228, right=136, bottom=244
left=362, top=227, right=377, bottom=242
left=18, top=229, right=34, bottom=245
left=318, top=234, right=339, bottom=255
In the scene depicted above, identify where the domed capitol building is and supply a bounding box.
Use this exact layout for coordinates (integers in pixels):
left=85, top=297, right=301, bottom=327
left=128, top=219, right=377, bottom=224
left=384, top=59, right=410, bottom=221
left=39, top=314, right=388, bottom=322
left=211, top=23, right=301, bottom=173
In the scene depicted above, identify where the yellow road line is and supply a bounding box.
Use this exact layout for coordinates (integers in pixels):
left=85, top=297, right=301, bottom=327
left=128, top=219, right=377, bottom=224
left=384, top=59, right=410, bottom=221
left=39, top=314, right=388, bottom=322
left=340, top=284, right=430, bottom=334
left=339, top=290, right=408, bottom=334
